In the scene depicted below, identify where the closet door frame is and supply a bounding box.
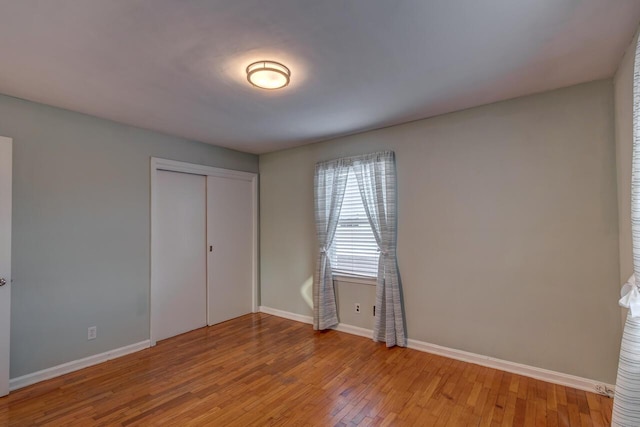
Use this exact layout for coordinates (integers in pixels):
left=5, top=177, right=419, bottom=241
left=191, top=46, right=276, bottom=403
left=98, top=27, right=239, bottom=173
left=149, top=158, right=258, bottom=346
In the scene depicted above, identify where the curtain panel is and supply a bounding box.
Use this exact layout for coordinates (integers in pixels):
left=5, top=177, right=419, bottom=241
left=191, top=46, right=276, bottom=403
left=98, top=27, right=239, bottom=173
left=612, top=35, right=640, bottom=426
left=352, top=151, right=406, bottom=347
left=313, top=159, right=349, bottom=330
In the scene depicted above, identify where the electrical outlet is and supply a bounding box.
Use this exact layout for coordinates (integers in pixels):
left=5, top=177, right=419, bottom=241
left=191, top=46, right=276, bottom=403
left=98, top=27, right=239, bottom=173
left=88, top=326, right=97, bottom=340
left=355, top=303, right=361, bottom=314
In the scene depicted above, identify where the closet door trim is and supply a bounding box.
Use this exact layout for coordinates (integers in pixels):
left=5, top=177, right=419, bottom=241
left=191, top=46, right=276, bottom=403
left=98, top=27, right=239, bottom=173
left=150, top=158, right=258, bottom=346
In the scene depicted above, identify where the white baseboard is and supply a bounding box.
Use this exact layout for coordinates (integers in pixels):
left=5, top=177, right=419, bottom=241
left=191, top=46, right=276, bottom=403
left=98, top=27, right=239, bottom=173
left=405, top=339, right=615, bottom=397
left=9, top=340, right=150, bottom=391
left=334, top=322, right=373, bottom=339
left=258, top=306, right=615, bottom=397
left=259, top=306, right=313, bottom=325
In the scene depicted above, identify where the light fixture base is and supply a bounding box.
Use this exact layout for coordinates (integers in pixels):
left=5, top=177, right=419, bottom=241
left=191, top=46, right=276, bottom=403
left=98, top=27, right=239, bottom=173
left=246, top=60, right=291, bottom=90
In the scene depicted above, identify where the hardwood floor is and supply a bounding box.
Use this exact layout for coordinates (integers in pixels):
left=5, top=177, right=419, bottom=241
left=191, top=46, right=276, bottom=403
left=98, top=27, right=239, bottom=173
left=0, top=313, right=612, bottom=426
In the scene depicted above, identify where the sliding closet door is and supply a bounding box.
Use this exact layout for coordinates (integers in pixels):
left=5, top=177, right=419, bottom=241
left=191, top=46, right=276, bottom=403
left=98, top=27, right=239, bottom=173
left=0, top=137, right=12, bottom=397
left=207, top=175, right=254, bottom=325
left=153, top=170, right=207, bottom=341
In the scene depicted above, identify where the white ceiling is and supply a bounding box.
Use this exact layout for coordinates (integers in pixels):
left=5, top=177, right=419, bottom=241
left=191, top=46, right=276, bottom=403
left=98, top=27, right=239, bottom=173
left=0, top=1, right=639, bottom=154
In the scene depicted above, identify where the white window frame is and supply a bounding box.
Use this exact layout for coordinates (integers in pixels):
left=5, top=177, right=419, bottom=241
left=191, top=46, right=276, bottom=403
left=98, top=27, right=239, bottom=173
left=330, top=168, right=379, bottom=283
left=333, top=274, right=377, bottom=286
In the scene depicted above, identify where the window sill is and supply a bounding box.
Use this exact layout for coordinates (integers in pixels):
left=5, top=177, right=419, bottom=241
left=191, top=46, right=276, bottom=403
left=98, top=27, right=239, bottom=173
left=333, top=274, right=377, bottom=286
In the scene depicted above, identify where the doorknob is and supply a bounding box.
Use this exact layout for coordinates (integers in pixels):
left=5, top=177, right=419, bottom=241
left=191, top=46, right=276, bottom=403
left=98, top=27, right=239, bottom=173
left=0, top=278, right=6, bottom=287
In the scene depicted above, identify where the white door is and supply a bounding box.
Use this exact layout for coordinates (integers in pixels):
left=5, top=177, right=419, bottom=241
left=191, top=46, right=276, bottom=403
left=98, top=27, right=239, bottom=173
left=207, top=176, right=254, bottom=325
left=0, top=137, right=12, bottom=397
left=152, top=171, right=207, bottom=342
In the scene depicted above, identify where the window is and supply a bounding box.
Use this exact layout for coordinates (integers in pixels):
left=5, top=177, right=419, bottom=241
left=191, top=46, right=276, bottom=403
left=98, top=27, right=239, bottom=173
left=330, top=169, right=379, bottom=278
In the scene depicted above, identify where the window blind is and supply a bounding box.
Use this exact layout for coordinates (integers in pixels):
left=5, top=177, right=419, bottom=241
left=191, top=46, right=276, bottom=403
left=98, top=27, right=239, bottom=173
left=331, top=170, right=379, bottom=277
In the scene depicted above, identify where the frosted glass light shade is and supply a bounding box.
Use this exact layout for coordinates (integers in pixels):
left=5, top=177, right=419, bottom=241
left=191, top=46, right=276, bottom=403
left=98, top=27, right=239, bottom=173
left=246, top=61, right=291, bottom=90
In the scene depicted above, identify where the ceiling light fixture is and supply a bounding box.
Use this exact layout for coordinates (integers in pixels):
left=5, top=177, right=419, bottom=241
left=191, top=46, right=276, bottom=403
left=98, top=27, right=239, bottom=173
left=246, top=60, right=291, bottom=90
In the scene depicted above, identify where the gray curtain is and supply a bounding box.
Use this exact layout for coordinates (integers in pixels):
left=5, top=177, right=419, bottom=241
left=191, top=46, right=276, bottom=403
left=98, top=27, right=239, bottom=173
left=352, top=151, right=407, bottom=347
left=313, top=159, right=349, bottom=330
left=612, top=34, right=640, bottom=426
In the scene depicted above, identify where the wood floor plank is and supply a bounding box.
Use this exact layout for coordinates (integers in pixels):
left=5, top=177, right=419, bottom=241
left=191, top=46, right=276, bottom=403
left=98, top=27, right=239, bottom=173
left=0, top=313, right=613, bottom=426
